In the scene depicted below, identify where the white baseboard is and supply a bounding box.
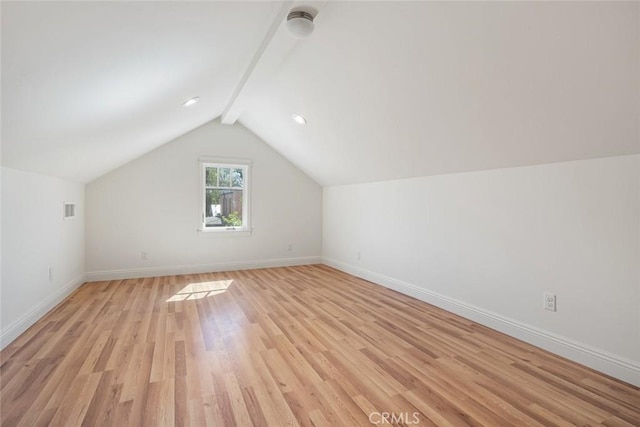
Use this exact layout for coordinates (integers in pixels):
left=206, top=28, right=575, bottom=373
left=85, top=256, right=323, bottom=282
left=322, top=257, right=640, bottom=387
left=0, top=274, right=85, bottom=350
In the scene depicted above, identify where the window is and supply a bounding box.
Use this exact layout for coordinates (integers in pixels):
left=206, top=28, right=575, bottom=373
left=199, top=158, right=251, bottom=233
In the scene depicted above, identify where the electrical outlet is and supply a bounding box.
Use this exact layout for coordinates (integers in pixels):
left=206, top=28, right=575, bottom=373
left=141, top=251, right=148, bottom=261
left=544, top=293, right=556, bottom=312
left=287, top=243, right=293, bottom=251
left=48, top=267, right=54, bottom=281
left=357, top=251, right=361, bottom=260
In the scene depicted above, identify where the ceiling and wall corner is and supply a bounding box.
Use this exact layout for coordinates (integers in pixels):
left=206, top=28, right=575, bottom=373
left=2, top=1, right=638, bottom=186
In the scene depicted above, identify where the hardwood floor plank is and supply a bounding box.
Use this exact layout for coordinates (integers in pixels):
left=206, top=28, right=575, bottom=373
left=249, top=350, right=300, bottom=426
left=314, top=379, right=370, bottom=426
left=1, top=265, right=638, bottom=426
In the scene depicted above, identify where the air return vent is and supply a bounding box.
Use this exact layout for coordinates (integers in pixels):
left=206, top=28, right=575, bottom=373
left=63, top=202, right=76, bottom=219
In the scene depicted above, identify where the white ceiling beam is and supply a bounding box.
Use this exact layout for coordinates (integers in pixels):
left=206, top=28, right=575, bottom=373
left=221, top=1, right=326, bottom=125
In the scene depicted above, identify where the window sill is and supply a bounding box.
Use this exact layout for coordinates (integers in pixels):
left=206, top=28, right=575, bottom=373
left=198, top=228, right=252, bottom=238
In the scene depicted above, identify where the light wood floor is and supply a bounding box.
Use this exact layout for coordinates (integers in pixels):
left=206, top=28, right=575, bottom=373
left=1, top=265, right=639, bottom=426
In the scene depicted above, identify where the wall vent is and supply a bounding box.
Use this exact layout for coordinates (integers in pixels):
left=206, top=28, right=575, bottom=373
left=63, top=202, right=76, bottom=219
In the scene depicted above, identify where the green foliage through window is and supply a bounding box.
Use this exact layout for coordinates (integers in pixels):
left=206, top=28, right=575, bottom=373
left=222, top=211, right=242, bottom=227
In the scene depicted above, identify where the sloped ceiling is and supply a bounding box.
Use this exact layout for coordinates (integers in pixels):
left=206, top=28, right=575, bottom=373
left=2, top=1, right=639, bottom=185
left=1, top=1, right=282, bottom=182
left=238, top=1, right=640, bottom=185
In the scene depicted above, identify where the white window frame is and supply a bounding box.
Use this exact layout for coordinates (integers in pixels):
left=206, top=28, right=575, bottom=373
left=198, top=157, right=252, bottom=235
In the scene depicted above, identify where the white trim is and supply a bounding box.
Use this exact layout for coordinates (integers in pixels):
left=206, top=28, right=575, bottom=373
left=0, top=274, right=85, bottom=350
left=85, top=256, right=322, bottom=281
left=197, top=229, right=252, bottom=237
left=197, top=156, right=253, bottom=166
left=322, top=257, right=640, bottom=387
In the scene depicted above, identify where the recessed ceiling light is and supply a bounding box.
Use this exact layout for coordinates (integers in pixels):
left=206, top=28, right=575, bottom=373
left=182, top=96, right=200, bottom=107
left=292, top=113, right=307, bottom=125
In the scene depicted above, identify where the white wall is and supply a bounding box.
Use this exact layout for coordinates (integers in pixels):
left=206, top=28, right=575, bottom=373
left=323, top=155, right=640, bottom=386
left=85, top=120, right=322, bottom=279
left=1, top=167, right=85, bottom=348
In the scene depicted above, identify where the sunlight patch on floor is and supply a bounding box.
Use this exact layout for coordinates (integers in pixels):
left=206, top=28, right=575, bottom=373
left=166, top=279, right=233, bottom=302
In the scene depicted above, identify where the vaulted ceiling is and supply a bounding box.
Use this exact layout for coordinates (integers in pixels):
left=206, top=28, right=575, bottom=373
left=2, top=1, right=639, bottom=185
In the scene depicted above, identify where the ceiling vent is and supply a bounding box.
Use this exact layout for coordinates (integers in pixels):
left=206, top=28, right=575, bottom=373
left=63, top=202, right=76, bottom=219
